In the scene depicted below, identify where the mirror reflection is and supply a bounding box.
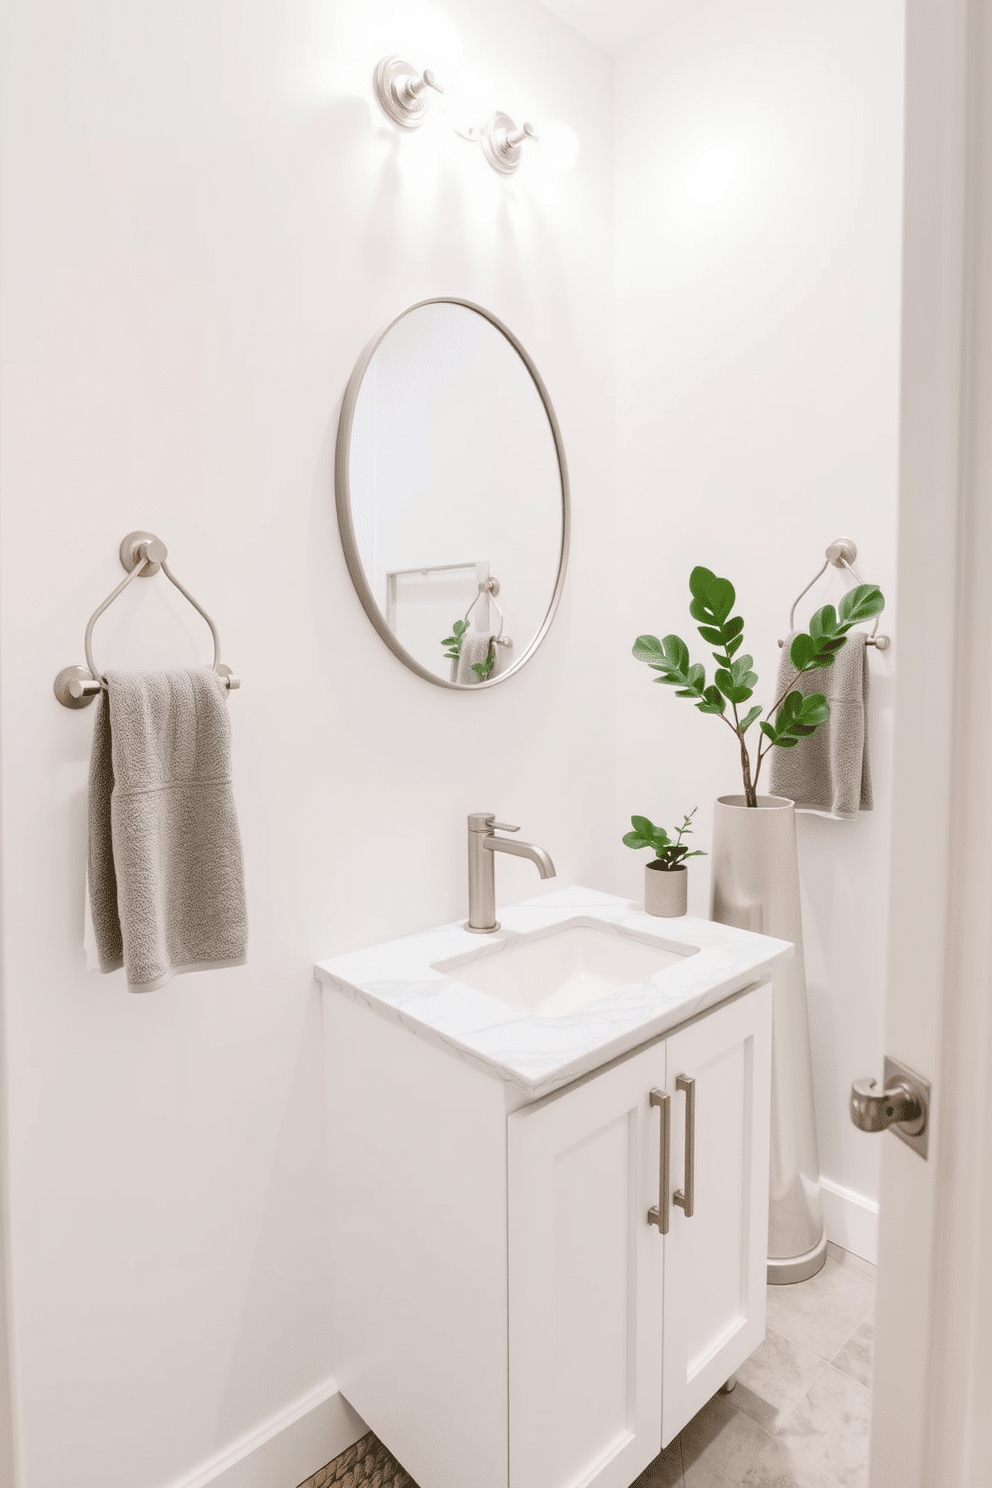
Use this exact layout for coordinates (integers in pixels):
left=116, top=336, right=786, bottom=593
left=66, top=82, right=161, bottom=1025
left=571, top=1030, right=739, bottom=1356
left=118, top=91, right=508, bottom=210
left=336, top=300, right=569, bottom=687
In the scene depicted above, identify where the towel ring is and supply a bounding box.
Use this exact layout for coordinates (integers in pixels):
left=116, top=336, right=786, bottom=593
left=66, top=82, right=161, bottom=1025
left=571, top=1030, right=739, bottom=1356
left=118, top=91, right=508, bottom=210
left=54, top=531, right=240, bottom=708
left=779, top=538, right=890, bottom=652
left=463, top=577, right=512, bottom=648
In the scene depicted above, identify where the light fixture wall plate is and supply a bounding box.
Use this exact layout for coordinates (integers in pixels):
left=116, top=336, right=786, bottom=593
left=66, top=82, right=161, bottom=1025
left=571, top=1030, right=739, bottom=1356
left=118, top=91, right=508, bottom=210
left=481, top=112, right=537, bottom=175
left=373, top=56, right=443, bottom=129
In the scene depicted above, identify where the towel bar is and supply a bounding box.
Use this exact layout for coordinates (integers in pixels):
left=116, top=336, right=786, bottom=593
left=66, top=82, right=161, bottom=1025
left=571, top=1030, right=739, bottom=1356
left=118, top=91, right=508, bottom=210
left=778, top=538, right=890, bottom=652
left=54, top=531, right=240, bottom=708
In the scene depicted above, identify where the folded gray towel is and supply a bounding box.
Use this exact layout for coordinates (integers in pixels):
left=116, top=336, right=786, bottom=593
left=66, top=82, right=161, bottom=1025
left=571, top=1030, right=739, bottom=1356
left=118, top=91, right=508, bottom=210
left=88, top=668, right=247, bottom=991
left=768, top=630, right=872, bottom=819
left=451, top=630, right=499, bottom=685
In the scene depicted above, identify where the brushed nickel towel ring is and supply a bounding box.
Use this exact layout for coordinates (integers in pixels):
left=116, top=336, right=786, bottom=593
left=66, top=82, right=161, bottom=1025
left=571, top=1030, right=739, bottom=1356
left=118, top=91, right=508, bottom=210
left=779, top=538, right=890, bottom=651
left=54, top=531, right=240, bottom=708
left=463, top=577, right=512, bottom=647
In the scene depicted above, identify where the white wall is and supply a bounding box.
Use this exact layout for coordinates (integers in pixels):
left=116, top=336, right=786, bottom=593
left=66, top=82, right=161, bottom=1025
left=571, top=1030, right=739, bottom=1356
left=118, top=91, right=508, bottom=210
left=0, top=2, right=616, bottom=1484
left=615, top=0, right=905, bottom=1257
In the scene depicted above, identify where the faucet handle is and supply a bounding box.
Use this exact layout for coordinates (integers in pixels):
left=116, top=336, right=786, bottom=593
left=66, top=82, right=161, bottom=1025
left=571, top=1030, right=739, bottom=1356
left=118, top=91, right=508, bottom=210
left=491, top=821, right=520, bottom=833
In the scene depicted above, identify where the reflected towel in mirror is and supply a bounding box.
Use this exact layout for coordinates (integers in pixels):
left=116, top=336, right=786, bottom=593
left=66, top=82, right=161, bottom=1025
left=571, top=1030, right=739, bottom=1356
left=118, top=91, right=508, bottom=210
left=451, top=631, right=503, bottom=685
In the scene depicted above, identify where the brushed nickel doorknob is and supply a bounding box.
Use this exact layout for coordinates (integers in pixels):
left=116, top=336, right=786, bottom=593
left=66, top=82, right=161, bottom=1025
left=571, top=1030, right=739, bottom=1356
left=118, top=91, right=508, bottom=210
left=850, top=1055, right=930, bottom=1159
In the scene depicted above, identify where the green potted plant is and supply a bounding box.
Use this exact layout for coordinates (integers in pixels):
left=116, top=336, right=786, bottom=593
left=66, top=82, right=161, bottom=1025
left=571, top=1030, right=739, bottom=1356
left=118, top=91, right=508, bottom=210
left=622, top=809, right=704, bottom=917
left=631, top=563, right=885, bottom=1281
left=631, top=566, right=884, bottom=809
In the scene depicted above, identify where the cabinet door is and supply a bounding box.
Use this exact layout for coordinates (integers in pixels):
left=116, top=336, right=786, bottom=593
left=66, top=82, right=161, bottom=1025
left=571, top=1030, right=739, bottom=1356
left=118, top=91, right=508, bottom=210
left=661, top=983, right=772, bottom=1445
left=508, top=1040, right=667, bottom=1488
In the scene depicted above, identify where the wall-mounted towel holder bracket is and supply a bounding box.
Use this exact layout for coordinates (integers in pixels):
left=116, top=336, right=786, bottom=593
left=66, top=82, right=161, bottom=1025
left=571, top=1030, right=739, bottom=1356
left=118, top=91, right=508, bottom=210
left=54, top=531, right=239, bottom=708
left=778, top=537, right=890, bottom=652
left=464, top=577, right=512, bottom=647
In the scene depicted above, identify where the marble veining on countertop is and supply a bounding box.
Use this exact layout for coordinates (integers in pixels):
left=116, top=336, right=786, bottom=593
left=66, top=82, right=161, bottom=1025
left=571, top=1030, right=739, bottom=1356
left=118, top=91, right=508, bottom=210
left=314, top=886, right=793, bottom=1099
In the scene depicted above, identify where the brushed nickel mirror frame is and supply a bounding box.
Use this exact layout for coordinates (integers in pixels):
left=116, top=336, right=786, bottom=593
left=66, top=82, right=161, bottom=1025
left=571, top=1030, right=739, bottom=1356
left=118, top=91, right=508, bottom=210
left=335, top=297, right=570, bottom=690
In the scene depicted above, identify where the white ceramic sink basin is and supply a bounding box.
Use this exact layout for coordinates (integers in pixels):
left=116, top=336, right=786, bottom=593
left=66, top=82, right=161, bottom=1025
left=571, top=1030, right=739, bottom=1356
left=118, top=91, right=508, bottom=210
left=433, top=923, right=694, bottom=1019
left=315, top=887, right=793, bottom=1098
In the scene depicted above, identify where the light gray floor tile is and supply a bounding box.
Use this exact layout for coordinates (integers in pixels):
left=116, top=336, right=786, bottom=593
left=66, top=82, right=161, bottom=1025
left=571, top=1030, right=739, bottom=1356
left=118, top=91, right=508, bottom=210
left=831, top=1310, right=874, bottom=1390
left=774, top=1364, right=872, bottom=1488
left=732, top=1328, right=828, bottom=1431
left=681, top=1391, right=772, bottom=1488
left=740, top=1434, right=838, bottom=1488
left=765, top=1257, right=875, bottom=1362
left=632, top=1435, right=684, bottom=1487
left=826, top=1242, right=878, bottom=1283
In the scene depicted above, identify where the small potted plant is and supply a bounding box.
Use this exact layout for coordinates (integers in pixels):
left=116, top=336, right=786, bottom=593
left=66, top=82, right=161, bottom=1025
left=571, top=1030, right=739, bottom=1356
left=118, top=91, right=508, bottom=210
left=622, top=808, right=705, bottom=917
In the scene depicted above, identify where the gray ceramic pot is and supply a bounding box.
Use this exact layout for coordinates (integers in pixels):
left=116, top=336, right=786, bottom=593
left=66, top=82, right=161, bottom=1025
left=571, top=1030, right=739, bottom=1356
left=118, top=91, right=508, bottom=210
left=644, top=862, right=687, bottom=917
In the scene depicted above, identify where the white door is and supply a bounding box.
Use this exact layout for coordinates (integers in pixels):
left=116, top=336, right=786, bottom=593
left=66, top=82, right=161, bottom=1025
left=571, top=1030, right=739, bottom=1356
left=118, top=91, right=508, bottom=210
left=870, top=1, right=992, bottom=1484
left=661, top=984, right=772, bottom=1446
left=507, top=1040, right=666, bottom=1488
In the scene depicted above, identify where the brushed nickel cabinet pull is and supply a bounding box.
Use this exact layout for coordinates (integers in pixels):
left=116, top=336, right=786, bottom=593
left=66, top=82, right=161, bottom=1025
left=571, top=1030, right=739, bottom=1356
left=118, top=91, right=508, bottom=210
left=674, top=1074, right=695, bottom=1218
left=648, top=1088, right=671, bottom=1235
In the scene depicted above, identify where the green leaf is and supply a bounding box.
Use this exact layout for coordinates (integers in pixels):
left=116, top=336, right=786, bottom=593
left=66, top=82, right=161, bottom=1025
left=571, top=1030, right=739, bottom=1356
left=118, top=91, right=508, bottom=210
left=630, top=815, right=655, bottom=838
left=809, top=604, right=837, bottom=642
left=705, top=576, right=736, bottom=624
left=689, top=566, right=717, bottom=601
left=789, top=633, right=815, bottom=671
left=622, top=832, right=651, bottom=850
left=697, top=685, right=727, bottom=715
left=759, top=720, right=777, bottom=740
left=632, top=634, right=665, bottom=663
left=766, top=691, right=831, bottom=750
left=740, top=704, right=763, bottom=733
left=696, top=625, right=725, bottom=646
left=838, top=584, right=884, bottom=626
left=799, top=694, right=830, bottom=726
left=725, top=634, right=743, bottom=659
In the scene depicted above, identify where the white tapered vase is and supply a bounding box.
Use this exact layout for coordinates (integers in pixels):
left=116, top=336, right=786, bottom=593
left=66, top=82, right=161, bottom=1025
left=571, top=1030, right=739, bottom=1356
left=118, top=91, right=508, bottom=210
left=710, top=794, right=826, bottom=1285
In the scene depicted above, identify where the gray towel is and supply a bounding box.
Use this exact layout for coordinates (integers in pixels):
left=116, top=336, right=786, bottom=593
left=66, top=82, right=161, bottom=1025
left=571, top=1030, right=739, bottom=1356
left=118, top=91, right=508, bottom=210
left=768, top=631, right=872, bottom=819
left=88, top=668, right=247, bottom=992
left=450, top=631, right=499, bottom=685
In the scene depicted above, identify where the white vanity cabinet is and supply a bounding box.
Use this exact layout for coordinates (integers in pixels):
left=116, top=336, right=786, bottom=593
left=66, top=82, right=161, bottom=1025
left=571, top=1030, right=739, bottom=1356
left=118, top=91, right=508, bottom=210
left=324, top=978, right=772, bottom=1488
left=508, top=983, right=771, bottom=1488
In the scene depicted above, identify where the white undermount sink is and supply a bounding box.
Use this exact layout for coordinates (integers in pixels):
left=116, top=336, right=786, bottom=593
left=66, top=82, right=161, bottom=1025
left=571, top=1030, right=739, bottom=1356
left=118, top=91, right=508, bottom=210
left=433, top=922, right=694, bottom=1019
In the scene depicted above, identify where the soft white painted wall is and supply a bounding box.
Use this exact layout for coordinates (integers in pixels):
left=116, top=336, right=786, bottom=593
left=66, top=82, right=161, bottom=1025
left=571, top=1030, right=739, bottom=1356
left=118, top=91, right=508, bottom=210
left=615, top=0, right=905, bottom=1255
left=0, top=2, right=616, bottom=1484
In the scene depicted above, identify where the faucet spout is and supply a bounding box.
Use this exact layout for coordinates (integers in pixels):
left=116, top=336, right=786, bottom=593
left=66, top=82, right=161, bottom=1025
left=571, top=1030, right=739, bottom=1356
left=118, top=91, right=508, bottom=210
left=466, top=812, right=556, bottom=934
left=485, top=836, right=556, bottom=879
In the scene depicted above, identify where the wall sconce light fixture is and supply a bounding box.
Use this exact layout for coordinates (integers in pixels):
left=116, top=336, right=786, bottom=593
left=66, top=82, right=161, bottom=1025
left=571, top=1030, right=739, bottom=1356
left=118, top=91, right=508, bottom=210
left=373, top=56, right=444, bottom=129
left=480, top=113, right=537, bottom=175
left=456, top=112, right=538, bottom=175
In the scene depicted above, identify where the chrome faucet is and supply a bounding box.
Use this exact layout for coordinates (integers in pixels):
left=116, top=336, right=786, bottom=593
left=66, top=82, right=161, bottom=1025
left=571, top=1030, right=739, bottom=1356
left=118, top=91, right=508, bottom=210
left=466, top=813, right=556, bottom=933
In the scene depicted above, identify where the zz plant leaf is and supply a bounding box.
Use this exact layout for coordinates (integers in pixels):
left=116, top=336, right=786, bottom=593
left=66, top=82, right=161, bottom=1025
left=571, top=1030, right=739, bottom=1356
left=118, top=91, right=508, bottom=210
left=442, top=618, right=470, bottom=664
left=632, top=568, right=884, bottom=806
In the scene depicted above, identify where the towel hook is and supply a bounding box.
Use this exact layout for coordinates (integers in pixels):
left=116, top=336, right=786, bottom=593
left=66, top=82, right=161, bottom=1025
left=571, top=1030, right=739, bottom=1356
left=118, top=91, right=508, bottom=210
left=780, top=537, right=890, bottom=652
left=463, top=577, right=512, bottom=648
left=54, top=531, right=240, bottom=708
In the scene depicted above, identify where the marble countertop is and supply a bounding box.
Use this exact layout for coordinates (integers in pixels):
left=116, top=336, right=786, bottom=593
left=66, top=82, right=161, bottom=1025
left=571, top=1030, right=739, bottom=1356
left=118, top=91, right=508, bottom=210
left=314, top=886, right=793, bottom=1100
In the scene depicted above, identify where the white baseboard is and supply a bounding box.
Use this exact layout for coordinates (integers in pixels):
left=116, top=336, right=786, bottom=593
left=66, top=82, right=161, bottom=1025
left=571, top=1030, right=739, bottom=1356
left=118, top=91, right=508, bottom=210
left=165, top=1378, right=368, bottom=1488
left=820, top=1176, right=879, bottom=1264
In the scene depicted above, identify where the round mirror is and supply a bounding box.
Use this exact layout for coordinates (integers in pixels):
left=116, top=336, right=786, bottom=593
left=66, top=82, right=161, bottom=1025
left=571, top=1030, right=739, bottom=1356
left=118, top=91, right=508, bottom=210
left=335, top=299, right=570, bottom=688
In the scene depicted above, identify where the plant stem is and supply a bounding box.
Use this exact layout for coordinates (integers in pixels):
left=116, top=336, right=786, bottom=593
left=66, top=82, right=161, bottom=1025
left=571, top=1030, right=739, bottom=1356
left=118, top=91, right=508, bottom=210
left=727, top=700, right=757, bottom=808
